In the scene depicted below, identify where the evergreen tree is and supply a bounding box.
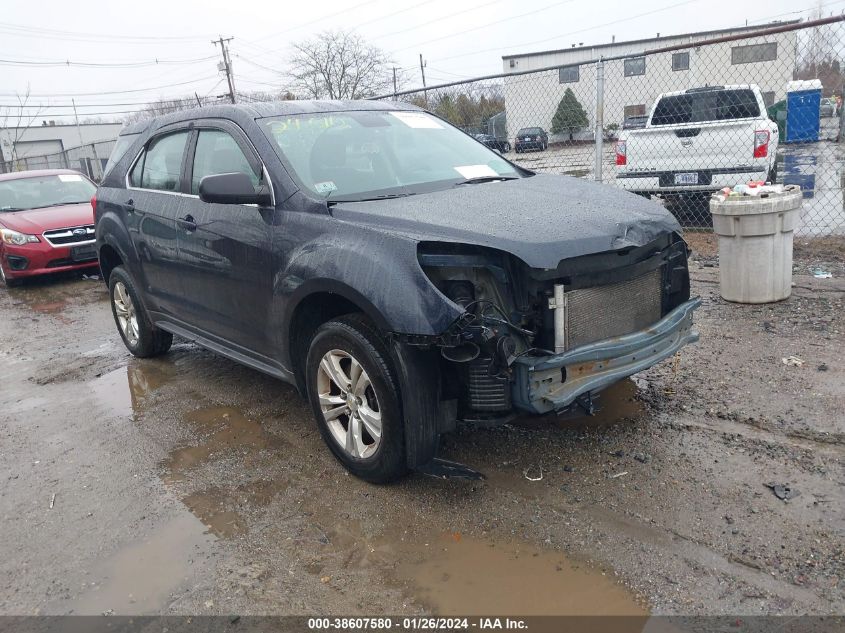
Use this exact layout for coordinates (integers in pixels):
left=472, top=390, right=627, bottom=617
left=551, top=88, right=589, bottom=141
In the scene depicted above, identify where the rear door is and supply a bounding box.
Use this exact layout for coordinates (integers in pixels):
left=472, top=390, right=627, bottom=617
left=125, top=129, right=192, bottom=316
left=175, top=122, right=274, bottom=355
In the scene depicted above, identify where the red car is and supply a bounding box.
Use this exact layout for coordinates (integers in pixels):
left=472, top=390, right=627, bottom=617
left=0, top=169, right=99, bottom=287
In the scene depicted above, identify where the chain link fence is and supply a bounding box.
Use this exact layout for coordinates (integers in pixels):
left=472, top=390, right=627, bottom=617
left=0, top=139, right=116, bottom=182
left=377, top=17, right=845, bottom=236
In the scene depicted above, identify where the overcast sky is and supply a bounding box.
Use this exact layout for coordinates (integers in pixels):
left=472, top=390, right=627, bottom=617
left=0, top=0, right=840, bottom=123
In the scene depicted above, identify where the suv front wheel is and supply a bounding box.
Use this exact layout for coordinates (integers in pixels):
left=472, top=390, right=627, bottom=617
left=305, top=314, right=406, bottom=483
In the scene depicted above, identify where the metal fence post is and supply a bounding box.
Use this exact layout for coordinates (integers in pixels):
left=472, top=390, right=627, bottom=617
left=594, top=57, right=605, bottom=183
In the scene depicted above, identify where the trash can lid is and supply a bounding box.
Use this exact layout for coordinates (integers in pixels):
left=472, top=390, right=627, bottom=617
left=710, top=184, right=803, bottom=216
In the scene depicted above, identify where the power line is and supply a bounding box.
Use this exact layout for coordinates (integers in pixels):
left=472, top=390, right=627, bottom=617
left=245, top=0, right=382, bottom=45
left=232, top=54, right=283, bottom=75
left=0, top=55, right=217, bottom=69
left=0, top=20, right=213, bottom=43
left=388, top=0, right=576, bottom=54
left=427, top=0, right=701, bottom=64
left=369, top=0, right=502, bottom=43
left=0, top=75, right=220, bottom=98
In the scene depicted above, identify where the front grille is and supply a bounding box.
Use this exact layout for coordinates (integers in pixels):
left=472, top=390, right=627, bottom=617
left=43, top=225, right=95, bottom=246
left=565, top=268, right=662, bottom=349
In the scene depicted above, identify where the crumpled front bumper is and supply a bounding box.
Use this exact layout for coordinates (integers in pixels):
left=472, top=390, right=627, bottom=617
left=512, top=297, right=701, bottom=414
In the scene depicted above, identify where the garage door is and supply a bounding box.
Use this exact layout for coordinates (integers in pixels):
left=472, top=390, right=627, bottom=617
left=14, top=139, right=64, bottom=158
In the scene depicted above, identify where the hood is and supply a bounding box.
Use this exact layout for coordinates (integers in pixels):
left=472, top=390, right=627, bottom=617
left=329, top=174, right=681, bottom=269
left=0, top=203, right=94, bottom=235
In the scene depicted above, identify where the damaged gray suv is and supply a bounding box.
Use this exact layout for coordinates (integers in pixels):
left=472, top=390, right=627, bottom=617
left=95, top=101, right=699, bottom=482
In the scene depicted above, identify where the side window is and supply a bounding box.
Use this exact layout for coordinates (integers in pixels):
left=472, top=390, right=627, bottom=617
left=139, top=131, right=190, bottom=192
left=191, top=129, right=259, bottom=195
left=128, top=152, right=145, bottom=187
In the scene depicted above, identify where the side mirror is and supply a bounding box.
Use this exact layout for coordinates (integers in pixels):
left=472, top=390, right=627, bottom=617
left=198, top=172, right=272, bottom=206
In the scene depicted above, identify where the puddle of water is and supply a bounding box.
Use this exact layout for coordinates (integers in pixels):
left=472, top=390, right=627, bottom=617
left=63, top=512, right=213, bottom=615
left=182, top=480, right=284, bottom=538
left=162, top=405, right=286, bottom=484
left=513, top=379, right=647, bottom=431
left=88, top=363, right=170, bottom=419
left=395, top=534, right=647, bottom=616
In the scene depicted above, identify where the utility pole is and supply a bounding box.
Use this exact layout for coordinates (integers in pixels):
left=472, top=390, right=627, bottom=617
left=392, top=67, right=398, bottom=98
left=419, top=54, right=428, bottom=106
left=71, top=98, right=84, bottom=147
left=212, top=36, right=237, bottom=104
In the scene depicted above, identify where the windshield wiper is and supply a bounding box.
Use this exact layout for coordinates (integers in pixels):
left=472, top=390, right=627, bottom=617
left=455, top=176, right=519, bottom=186
left=328, top=192, right=416, bottom=205
left=28, top=201, right=89, bottom=210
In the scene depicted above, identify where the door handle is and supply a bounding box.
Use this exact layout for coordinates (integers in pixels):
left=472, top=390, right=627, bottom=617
left=177, top=215, right=197, bottom=232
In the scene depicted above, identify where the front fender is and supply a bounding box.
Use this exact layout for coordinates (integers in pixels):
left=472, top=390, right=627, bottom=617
left=278, top=226, right=462, bottom=337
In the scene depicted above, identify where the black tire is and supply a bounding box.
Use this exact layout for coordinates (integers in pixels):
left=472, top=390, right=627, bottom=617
left=0, top=262, right=21, bottom=288
left=503, top=142, right=511, bottom=153
left=305, top=314, right=406, bottom=483
left=108, top=266, right=172, bottom=358
left=767, top=162, right=778, bottom=184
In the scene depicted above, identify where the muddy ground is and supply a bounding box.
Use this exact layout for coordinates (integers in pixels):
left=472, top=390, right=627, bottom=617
left=0, top=244, right=843, bottom=617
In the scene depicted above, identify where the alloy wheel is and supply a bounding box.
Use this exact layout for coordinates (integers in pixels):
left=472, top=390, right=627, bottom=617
left=112, top=281, right=139, bottom=347
left=316, top=349, right=382, bottom=459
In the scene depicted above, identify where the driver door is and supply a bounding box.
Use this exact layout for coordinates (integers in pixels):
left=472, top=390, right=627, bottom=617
left=175, top=122, right=274, bottom=356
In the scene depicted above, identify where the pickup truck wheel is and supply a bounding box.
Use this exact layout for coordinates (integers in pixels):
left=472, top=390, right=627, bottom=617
left=109, top=266, right=173, bottom=358
left=306, top=315, right=406, bottom=483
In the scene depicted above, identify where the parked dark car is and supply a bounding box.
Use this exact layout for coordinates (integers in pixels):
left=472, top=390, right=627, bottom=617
left=95, top=101, right=699, bottom=482
left=474, top=133, right=511, bottom=153
left=0, top=169, right=99, bottom=287
left=514, top=127, right=548, bottom=152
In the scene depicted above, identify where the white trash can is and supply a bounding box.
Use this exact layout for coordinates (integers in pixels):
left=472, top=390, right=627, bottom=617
left=709, top=185, right=803, bottom=303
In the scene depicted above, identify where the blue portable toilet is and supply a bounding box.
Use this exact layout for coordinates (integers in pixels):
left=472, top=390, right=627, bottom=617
left=785, top=79, right=822, bottom=143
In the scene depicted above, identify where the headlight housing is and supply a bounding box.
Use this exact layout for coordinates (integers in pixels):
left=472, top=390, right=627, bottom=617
left=0, top=228, right=40, bottom=245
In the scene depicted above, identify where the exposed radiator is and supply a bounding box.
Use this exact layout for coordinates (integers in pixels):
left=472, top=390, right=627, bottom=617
left=564, top=268, right=663, bottom=350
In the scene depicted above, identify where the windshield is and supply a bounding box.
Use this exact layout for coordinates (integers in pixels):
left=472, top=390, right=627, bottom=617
left=260, top=110, right=520, bottom=201
left=651, top=89, right=760, bottom=126
left=103, top=133, right=140, bottom=177
left=0, top=174, right=96, bottom=212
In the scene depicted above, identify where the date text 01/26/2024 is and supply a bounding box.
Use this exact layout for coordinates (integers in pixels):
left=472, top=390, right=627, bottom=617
left=307, top=617, right=528, bottom=630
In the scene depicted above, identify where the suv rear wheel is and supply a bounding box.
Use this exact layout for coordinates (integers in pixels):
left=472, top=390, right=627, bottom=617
left=109, top=266, right=172, bottom=358
left=305, top=314, right=406, bottom=483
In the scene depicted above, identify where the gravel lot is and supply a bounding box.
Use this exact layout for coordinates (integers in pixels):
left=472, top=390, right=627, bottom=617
left=0, top=241, right=843, bottom=617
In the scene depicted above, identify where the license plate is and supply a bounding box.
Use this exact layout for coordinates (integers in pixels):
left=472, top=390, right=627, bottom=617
left=674, top=172, right=698, bottom=185
left=524, top=137, right=531, bottom=141
left=70, top=244, right=97, bottom=262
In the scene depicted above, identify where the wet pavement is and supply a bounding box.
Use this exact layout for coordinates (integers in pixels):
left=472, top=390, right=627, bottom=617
left=1, top=257, right=844, bottom=616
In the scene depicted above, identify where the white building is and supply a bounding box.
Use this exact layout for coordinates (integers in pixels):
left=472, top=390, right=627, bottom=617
left=0, top=121, right=123, bottom=176
left=502, top=22, right=798, bottom=142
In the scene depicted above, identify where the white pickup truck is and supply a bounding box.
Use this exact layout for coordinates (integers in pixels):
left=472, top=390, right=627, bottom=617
left=615, top=85, right=779, bottom=198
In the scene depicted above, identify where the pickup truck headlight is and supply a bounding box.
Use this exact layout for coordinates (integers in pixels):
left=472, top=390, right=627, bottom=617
left=0, top=228, right=40, bottom=245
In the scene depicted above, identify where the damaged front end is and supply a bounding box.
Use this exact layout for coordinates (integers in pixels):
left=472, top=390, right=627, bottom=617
left=409, top=232, right=699, bottom=421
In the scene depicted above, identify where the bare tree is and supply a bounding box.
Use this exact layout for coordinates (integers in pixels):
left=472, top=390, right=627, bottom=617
left=0, top=86, right=46, bottom=166
left=288, top=30, right=395, bottom=99
left=125, top=95, right=223, bottom=124
left=794, top=8, right=845, bottom=96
